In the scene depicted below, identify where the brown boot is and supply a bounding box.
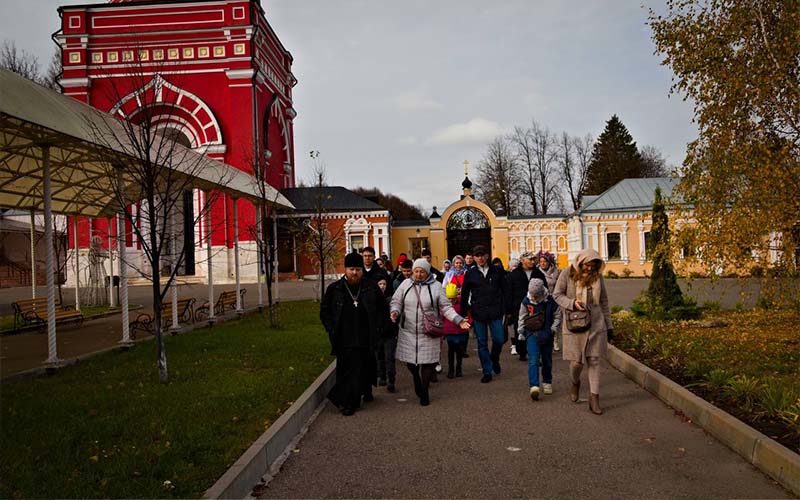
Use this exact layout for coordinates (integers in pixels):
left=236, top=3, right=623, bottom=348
left=589, top=393, right=603, bottom=415
left=570, top=381, right=580, bottom=403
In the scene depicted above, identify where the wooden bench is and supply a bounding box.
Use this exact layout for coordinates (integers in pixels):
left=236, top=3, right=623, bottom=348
left=194, top=289, right=246, bottom=322
left=11, top=297, right=84, bottom=330
left=129, top=297, right=196, bottom=338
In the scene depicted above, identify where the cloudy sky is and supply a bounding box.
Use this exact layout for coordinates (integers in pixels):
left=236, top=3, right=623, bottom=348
left=1, top=0, right=696, bottom=215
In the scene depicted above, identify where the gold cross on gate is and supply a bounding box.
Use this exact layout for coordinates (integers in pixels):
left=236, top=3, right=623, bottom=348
left=463, top=159, right=469, bottom=176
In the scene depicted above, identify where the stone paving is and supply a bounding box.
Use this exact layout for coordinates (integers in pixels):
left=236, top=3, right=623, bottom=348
left=259, top=349, right=791, bottom=499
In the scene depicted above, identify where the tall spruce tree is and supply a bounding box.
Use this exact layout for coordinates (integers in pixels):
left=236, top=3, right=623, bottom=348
left=632, top=187, right=701, bottom=320
left=645, top=187, right=685, bottom=318
left=583, top=115, right=645, bottom=195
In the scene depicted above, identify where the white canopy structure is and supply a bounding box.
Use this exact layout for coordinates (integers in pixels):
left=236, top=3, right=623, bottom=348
left=0, top=69, right=294, bottom=367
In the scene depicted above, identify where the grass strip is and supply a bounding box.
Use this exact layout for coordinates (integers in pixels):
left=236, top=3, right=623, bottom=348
left=0, top=300, right=330, bottom=498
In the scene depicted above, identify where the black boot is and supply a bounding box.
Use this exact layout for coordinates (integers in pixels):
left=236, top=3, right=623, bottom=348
left=407, top=363, right=423, bottom=397
left=447, top=345, right=456, bottom=378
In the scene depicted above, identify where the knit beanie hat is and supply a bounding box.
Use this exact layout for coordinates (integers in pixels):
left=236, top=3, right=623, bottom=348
left=344, top=252, right=364, bottom=268
left=527, top=278, right=548, bottom=302
left=412, top=258, right=431, bottom=273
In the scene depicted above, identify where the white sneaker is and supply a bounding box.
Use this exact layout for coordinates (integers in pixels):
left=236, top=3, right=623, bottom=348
left=510, top=345, right=518, bottom=356
left=543, top=383, right=553, bottom=395
left=529, top=386, right=540, bottom=401
left=553, top=339, right=561, bottom=352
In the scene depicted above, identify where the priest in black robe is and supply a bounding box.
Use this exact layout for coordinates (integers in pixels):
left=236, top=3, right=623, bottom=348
left=320, top=252, right=384, bottom=416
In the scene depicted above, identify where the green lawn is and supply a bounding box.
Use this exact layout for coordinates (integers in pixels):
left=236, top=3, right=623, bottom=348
left=0, top=300, right=331, bottom=499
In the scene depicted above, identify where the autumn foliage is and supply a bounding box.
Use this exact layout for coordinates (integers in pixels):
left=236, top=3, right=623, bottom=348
left=649, top=0, right=800, bottom=275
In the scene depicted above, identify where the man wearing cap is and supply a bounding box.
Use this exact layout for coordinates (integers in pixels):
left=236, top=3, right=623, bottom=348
left=507, top=252, right=548, bottom=361
left=460, top=245, right=512, bottom=383
left=320, top=252, right=385, bottom=416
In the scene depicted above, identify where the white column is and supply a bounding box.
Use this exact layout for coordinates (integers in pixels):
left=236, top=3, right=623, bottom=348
left=621, top=223, right=629, bottom=263
left=108, top=217, right=117, bottom=307
left=273, top=214, right=280, bottom=303
left=118, top=213, right=131, bottom=344
left=30, top=210, right=36, bottom=299
left=638, top=221, right=646, bottom=264
left=170, top=210, right=179, bottom=331
left=117, top=169, right=131, bottom=345
left=206, top=197, right=214, bottom=324
left=42, top=146, right=59, bottom=366
left=73, top=216, right=80, bottom=311
left=206, top=198, right=215, bottom=324
left=233, top=198, right=242, bottom=313
left=600, top=223, right=608, bottom=261
left=256, top=205, right=263, bottom=310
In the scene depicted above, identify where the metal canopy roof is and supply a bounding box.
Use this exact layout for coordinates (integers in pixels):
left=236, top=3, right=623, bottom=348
left=0, top=69, right=294, bottom=217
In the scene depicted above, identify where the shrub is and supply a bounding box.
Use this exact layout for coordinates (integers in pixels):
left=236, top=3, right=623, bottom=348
left=757, top=380, right=796, bottom=420
left=705, top=368, right=733, bottom=393
left=734, top=301, right=746, bottom=311
left=630, top=291, right=700, bottom=320
left=605, top=269, right=619, bottom=279
left=688, top=271, right=705, bottom=279
left=724, top=375, right=763, bottom=411
left=611, top=305, right=624, bottom=314
left=701, top=300, right=721, bottom=311
left=749, top=265, right=764, bottom=277
left=621, top=268, right=633, bottom=278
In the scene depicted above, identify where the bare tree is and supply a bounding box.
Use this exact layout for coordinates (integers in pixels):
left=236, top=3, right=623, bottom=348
left=244, top=100, right=283, bottom=328
left=1, top=40, right=40, bottom=82
left=509, top=126, right=538, bottom=215
left=302, top=151, right=345, bottom=300
left=529, top=121, right=561, bottom=214
left=42, top=49, right=62, bottom=90
left=88, top=55, right=231, bottom=383
left=640, top=144, right=671, bottom=177
left=475, top=136, right=521, bottom=216
left=568, top=133, right=593, bottom=210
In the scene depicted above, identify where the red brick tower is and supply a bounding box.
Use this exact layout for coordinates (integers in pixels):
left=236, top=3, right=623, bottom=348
left=56, top=0, right=296, bottom=280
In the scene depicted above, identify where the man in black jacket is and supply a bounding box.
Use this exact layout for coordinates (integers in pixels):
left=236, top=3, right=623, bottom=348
left=507, top=251, right=547, bottom=361
left=320, top=252, right=384, bottom=416
left=460, top=245, right=512, bottom=383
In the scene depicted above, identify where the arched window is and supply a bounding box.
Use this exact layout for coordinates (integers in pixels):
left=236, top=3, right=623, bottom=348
left=447, top=208, right=490, bottom=230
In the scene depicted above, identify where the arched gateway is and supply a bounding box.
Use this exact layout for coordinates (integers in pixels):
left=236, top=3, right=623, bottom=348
left=446, top=207, right=491, bottom=259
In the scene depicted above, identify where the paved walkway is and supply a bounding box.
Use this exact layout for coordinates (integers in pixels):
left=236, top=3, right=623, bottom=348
left=0, top=281, right=318, bottom=378
left=260, top=349, right=790, bottom=499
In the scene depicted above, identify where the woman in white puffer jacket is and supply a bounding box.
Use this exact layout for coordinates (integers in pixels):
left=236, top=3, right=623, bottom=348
left=390, top=258, right=470, bottom=406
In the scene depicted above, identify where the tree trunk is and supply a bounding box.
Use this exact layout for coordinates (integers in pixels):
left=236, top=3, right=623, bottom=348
left=148, top=193, right=168, bottom=383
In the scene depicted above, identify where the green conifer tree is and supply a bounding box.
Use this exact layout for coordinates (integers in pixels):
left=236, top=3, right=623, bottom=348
left=645, top=186, right=685, bottom=316
left=583, top=115, right=645, bottom=195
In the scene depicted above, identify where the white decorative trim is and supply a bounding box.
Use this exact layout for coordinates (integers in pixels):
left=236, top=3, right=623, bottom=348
left=60, top=77, right=90, bottom=88
left=226, top=68, right=255, bottom=79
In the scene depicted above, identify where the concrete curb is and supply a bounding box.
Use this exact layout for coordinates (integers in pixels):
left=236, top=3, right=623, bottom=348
left=203, top=361, right=336, bottom=499
left=607, top=345, right=800, bottom=497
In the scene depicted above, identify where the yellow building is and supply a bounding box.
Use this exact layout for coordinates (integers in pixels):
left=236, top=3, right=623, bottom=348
left=390, top=175, right=682, bottom=277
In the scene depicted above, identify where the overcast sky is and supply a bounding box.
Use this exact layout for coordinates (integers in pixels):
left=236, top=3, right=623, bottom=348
left=1, top=0, right=696, bottom=215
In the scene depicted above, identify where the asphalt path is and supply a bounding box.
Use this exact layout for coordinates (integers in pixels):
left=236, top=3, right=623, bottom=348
left=260, top=346, right=791, bottom=499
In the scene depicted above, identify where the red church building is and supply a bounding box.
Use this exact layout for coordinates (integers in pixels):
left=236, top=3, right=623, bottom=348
left=55, top=0, right=296, bottom=284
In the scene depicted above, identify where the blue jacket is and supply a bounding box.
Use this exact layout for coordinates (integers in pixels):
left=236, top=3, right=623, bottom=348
left=517, top=296, right=559, bottom=341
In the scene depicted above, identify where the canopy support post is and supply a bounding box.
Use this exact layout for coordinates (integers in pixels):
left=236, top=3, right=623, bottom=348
left=30, top=210, right=36, bottom=299
left=233, top=198, right=242, bottom=314
left=117, top=169, right=131, bottom=346
left=42, top=146, right=59, bottom=368
left=73, top=215, right=80, bottom=311
left=206, top=194, right=215, bottom=325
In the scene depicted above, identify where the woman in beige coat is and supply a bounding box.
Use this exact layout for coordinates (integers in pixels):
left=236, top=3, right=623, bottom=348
left=553, top=249, right=613, bottom=415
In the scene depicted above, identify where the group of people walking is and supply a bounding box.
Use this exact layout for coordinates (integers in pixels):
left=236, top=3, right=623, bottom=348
left=320, top=244, right=612, bottom=416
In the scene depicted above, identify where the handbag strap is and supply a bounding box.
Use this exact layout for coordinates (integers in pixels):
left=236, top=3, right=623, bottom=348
left=412, top=283, right=436, bottom=313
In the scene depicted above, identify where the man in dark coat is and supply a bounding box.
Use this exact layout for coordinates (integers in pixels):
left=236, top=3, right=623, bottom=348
left=460, top=245, right=512, bottom=383
left=361, top=246, right=393, bottom=386
left=507, top=251, right=547, bottom=361
left=320, top=252, right=384, bottom=416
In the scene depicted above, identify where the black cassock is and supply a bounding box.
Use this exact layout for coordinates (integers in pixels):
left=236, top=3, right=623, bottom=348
left=328, top=292, right=376, bottom=409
